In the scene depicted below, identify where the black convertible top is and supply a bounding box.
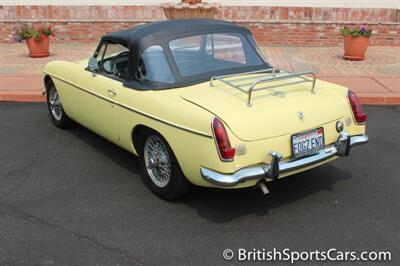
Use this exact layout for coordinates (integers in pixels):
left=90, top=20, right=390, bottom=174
left=102, top=19, right=248, bottom=47
left=95, top=19, right=270, bottom=90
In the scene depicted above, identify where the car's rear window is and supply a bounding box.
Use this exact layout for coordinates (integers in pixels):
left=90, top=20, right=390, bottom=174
left=169, top=33, right=264, bottom=77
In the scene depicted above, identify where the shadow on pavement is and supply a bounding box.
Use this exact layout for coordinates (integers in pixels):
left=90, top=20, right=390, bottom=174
left=68, top=122, right=141, bottom=176
left=177, top=164, right=351, bottom=223
left=66, top=120, right=352, bottom=224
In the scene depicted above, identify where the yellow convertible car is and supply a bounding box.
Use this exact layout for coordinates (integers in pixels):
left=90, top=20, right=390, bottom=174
left=43, top=19, right=368, bottom=199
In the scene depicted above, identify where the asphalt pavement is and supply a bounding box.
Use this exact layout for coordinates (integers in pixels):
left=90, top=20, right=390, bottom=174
left=0, top=103, right=399, bottom=266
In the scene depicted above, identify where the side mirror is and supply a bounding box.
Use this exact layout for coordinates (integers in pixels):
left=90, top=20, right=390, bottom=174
left=88, top=57, right=99, bottom=73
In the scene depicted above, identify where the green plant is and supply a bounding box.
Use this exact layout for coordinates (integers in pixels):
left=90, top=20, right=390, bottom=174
left=340, top=25, right=372, bottom=37
left=12, top=23, right=54, bottom=42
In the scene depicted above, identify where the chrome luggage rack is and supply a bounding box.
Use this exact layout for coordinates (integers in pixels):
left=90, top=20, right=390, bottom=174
left=209, top=68, right=317, bottom=107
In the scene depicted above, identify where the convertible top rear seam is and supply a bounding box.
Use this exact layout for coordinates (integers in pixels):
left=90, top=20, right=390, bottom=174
left=44, top=72, right=212, bottom=139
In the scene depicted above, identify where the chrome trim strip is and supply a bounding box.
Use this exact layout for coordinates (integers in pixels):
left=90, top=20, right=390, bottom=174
left=201, top=133, right=369, bottom=187
left=45, top=73, right=212, bottom=139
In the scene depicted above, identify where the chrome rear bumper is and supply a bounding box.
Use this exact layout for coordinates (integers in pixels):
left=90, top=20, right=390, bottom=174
left=200, top=133, right=368, bottom=187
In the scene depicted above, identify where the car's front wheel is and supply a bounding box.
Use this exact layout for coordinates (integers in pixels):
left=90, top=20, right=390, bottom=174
left=139, top=130, right=191, bottom=200
left=46, top=83, right=72, bottom=129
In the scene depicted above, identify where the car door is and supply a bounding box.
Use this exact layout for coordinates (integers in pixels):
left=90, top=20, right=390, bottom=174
left=112, top=45, right=177, bottom=152
left=79, top=41, right=129, bottom=143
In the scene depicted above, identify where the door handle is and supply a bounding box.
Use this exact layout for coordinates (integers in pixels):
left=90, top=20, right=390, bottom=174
left=107, top=89, right=117, bottom=96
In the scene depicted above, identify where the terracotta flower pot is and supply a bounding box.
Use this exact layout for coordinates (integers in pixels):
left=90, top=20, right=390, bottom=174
left=343, top=36, right=369, bottom=61
left=161, top=2, right=220, bottom=19
left=26, top=36, right=50, bottom=58
left=181, top=0, right=202, bottom=4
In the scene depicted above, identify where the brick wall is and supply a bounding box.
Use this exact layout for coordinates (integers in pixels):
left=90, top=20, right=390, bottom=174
left=1, top=5, right=399, bottom=45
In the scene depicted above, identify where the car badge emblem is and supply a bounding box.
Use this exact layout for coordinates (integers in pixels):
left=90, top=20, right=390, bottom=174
left=297, top=111, right=304, bottom=120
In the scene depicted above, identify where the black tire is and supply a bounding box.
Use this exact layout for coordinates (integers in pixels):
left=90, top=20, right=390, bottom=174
left=46, top=83, right=72, bottom=129
left=138, top=129, right=191, bottom=200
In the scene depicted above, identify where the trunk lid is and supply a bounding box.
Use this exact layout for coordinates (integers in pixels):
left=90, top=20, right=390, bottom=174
left=181, top=76, right=345, bottom=141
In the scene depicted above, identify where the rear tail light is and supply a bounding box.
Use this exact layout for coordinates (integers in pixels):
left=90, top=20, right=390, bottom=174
left=348, top=90, right=367, bottom=123
left=212, top=117, right=235, bottom=161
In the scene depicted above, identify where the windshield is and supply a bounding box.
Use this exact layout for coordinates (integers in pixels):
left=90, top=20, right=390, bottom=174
left=169, top=33, right=264, bottom=77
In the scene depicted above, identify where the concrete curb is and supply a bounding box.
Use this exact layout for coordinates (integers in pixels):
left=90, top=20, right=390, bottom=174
left=1, top=74, right=399, bottom=105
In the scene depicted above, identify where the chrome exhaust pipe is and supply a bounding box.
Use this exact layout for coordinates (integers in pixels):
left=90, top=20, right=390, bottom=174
left=257, top=180, right=270, bottom=195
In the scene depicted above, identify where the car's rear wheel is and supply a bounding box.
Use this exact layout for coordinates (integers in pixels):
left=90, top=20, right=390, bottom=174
left=46, top=83, right=72, bottom=129
left=139, top=130, right=191, bottom=200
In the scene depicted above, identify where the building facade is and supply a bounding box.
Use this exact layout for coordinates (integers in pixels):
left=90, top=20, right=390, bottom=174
left=1, top=0, right=399, bottom=45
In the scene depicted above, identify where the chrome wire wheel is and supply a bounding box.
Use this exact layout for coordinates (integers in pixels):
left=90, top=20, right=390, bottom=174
left=143, top=135, right=172, bottom=188
left=48, top=87, right=63, bottom=121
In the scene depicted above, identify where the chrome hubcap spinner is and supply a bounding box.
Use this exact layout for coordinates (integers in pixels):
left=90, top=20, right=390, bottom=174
left=143, top=135, right=172, bottom=187
left=48, top=87, right=63, bottom=121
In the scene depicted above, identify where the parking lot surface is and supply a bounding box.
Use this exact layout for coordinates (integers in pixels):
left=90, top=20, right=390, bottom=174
left=0, top=103, right=399, bottom=265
